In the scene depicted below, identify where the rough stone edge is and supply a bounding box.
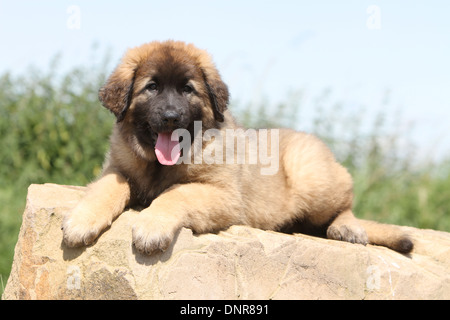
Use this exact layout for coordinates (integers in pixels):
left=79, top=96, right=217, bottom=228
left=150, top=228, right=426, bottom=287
left=2, top=183, right=450, bottom=300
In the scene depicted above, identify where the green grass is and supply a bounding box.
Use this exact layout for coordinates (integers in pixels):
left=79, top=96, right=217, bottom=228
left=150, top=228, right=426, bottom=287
left=1, top=58, right=449, bottom=298
left=0, top=186, right=26, bottom=292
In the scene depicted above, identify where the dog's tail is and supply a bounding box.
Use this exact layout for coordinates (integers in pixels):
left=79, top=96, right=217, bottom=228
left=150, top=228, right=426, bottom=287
left=358, top=219, right=414, bottom=254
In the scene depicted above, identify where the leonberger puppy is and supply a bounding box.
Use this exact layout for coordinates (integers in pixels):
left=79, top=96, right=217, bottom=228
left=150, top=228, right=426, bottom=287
left=62, top=40, right=413, bottom=254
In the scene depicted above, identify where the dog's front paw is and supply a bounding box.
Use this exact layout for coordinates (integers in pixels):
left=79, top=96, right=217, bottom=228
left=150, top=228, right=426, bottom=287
left=62, top=205, right=110, bottom=247
left=132, top=214, right=180, bottom=255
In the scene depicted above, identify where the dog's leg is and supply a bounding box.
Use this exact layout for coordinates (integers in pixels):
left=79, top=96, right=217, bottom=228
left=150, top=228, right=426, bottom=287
left=132, top=183, right=241, bottom=255
left=326, top=209, right=369, bottom=245
left=62, top=167, right=131, bottom=247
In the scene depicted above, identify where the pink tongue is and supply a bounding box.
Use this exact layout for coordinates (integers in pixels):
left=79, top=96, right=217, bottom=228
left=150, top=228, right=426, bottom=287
left=155, top=132, right=181, bottom=165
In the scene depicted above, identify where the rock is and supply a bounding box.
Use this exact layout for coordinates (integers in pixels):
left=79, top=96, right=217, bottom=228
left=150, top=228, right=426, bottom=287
left=2, top=183, right=450, bottom=300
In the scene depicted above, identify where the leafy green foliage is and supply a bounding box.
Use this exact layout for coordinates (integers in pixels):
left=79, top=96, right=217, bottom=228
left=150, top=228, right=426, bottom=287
left=0, top=62, right=113, bottom=187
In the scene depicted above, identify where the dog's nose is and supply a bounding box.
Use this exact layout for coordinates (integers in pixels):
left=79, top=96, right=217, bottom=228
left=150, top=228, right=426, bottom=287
left=162, top=110, right=181, bottom=127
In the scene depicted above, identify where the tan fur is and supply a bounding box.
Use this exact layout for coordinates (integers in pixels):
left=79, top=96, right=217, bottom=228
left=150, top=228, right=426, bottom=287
left=62, top=40, right=413, bottom=254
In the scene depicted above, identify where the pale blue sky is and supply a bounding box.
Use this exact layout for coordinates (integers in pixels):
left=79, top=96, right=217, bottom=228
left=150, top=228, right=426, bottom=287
left=1, top=0, right=449, bottom=161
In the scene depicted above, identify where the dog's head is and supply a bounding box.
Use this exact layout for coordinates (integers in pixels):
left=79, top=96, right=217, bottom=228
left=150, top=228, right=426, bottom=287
left=99, top=41, right=229, bottom=164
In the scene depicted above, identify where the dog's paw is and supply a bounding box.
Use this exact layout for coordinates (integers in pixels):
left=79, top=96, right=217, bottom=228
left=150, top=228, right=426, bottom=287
left=132, top=214, right=180, bottom=255
left=327, top=223, right=368, bottom=245
left=62, top=205, right=110, bottom=247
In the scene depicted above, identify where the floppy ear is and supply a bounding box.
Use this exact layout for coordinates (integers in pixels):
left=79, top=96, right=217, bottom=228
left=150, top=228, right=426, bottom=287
left=98, top=63, right=137, bottom=122
left=201, top=68, right=229, bottom=122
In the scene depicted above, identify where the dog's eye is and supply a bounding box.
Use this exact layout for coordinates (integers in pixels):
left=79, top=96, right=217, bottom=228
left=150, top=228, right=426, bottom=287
left=146, top=83, right=158, bottom=91
left=183, top=84, right=194, bottom=94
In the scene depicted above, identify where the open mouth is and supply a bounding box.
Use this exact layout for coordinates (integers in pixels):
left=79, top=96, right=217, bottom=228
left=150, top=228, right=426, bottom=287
left=153, top=131, right=181, bottom=166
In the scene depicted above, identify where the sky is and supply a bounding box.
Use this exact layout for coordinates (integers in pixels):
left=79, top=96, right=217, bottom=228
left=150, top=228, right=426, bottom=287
left=1, top=0, right=449, bottom=162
